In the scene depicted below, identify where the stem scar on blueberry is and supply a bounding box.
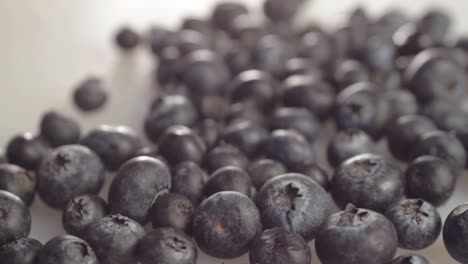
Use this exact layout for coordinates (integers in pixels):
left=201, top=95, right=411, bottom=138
left=168, top=236, right=187, bottom=251
left=176, top=202, right=192, bottom=217
left=67, top=241, right=90, bottom=258
left=55, top=153, right=72, bottom=170
left=277, top=183, right=303, bottom=210
left=69, top=198, right=88, bottom=219
left=215, top=219, right=228, bottom=234
left=403, top=199, right=429, bottom=224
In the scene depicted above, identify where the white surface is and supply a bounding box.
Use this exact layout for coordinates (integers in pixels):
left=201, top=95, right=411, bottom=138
left=1, top=0, right=468, bottom=263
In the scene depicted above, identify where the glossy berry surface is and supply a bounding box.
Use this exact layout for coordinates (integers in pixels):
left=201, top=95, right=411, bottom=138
left=391, top=254, right=430, bottom=264
left=0, top=164, right=36, bottom=206
left=0, top=191, right=31, bottom=245
left=385, top=199, right=441, bottom=250
left=327, top=128, right=377, bottom=168
left=192, top=191, right=262, bottom=259
left=0, top=237, right=42, bottom=264
left=40, top=111, right=81, bottom=147
left=203, top=143, right=248, bottom=173
left=36, top=235, right=98, bottom=264
left=171, top=161, right=206, bottom=205
left=149, top=193, right=194, bottom=233
left=158, top=125, right=207, bottom=166
left=6, top=133, right=49, bottom=171
left=248, top=159, right=287, bottom=190
left=204, top=166, right=252, bottom=197
left=73, top=77, right=108, bottom=111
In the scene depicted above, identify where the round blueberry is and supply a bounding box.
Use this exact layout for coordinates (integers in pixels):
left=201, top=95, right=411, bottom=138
left=205, top=166, right=252, bottom=197
left=251, top=35, right=291, bottom=77
left=203, top=143, right=249, bottom=173
left=248, top=159, right=287, bottom=190
left=73, top=77, right=108, bottom=111
left=149, top=193, right=194, bottom=233
left=36, top=235, right=98, bottom=264
left=158, top=126, right=207, bottom=166
left=0, top=237, right=42, bottom=264
left=221, top=120, right=269, bottom=158
left=171, top=161, right=206, bottom=205
left=263, top=0, right=304, bottom=22
left=444, top=203, right=468, bottom=263
left=327, top=128, right=377, bottom=168
left=391, top=254, right=430, bottom=264
left=156, top=46, right=182, bottom=85
left=211, top=2, right=248, bottom=31
left=297, top=31, right=332, bottom=67
left=0, top=191, right=31, bottom=245
left=418, top=10, right=450, bottom=45
left=6, top=133, right=50, bottom=171
left=40, top=111, right=81, bottom=147
left=384, top=88, right=419, bottom=122
left=333, top=59, right=370, bottom=92
left=147, top=27, right=177, bottom=56
left=115, top=26, right=140, bottom=50
left=364, top=34, right=396, bottom=73
left=269, top=107, right=320, bottom=142
left=0, top=164, right=36, bottom=206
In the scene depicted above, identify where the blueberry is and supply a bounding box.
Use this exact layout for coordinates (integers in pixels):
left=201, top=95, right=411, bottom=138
left=327, top=128, right=377, bottom=168
left=384, top=88, right=419, bottom=123
left=391, top=254, right=430, bottom=264
left=377, top=10, right=409, bottom=38
left=261, top=130, right=314, bottom=169
left=137, top=227, right=197, bottom=264
left=393, top=24, right=428, bottom=56
left=333, top=59, right=370, bottom=92
left=221, top=120, right=269, bottom=158
left=269, top=107, right=320, bottom=142
left=263, top=0, right=304, bottom=22
left=444, top=203, right=468, bottom=263
left=248, top=159, right=287, bottom=190
left=418, top=10, right=451, bottom=46
left=252, top=35, right=291, bottom=77
left=348, top=7, right=370, bottom=57
left=81, top=125, right=143, bottom=171
left=249, top=227, right=311, bottom=264
left=83, top=214, right=146, bottom=264
left=73, top=77, right=108, bottom=111
left=171, top=161, right=206, bottom=205
left=406, top=156, right=456, bottom=206
left=135, top=146, right=168, bottom=165
left=255, top=173, right=332, bottom=241
left=331, top=154, right=404, bottom=212
left=297, top=32, right=332, bottom=67
left=229, top=70, right=277, bottom=112
left=0, top=191, right=31, bottom=245
left=205, top=166, right=252, bottom=197
left=280, top=57, right=323, bottom=81
left=364, top=34, right=396, bottom=73
left=62, top=194, right=108, bottom=238
left=386, top=115, right=437, bottom=162
left=315, top=204, right=398, bottom=264
left=0, top=237, right=42, bottom=264
left=158, top=125, right=207, bottom=166
left=290, top=163, right=330, bottom=191
left=149, top=193, right=194, bottom=233
left=180, top=17, right=213, bottom=36
left=177, top=30, right=210, bottom=56
left=108, top=156, right=171, bottom=223
left=0, top=164, right=36, bottom=206
left=385, top=199, right=441, bottom=250
left=144, top=95, right=197, bottom=142
left=6, top=132, right=50, bottom=171
left=36, top=235, right=98, bottom=264
left=203, top=142, right=248, bottom=173
left=147, top=27, right=177, bottom=56
left=411, top=130, right=466, bottom=176
left=211, top=2, right=248, bottom=31
left=194, top=118, right=221, bottom=148
left=37, top=145, right=105, bottom=209
left=226, top=101, right=266, bottom=125
left=40, top=111, right=81, bottom=147
left=156, top=46, right=183, bottom=85
left=225, top=48, right=253, bottom=76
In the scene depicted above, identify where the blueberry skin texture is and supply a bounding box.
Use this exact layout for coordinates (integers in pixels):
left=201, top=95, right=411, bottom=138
left=81, top=125, right=143, bottom=171
left=331, top=154, right=404, bottom=213
left=315, top=204, right=398, bottom=264
left=0, top=164, right=36, bottom=206
left=0, top=191, right=31, bottom=245
left=256, top=173, right=332, bottom=241
left=327, top=128, right=377, bottom=168
left=144, top=95, right=197, bottom=142
left=406, top=156, right=456, bottom=206
left=261, top=130, right=315, bottom=169
left=290, top=163, right=330, bottom=191
left=37, top=145, right=105, bottom=209
left=248, top=159, right=287, bottom=190
left=108, top=156, right=171, bottom=223
left=83, top=214, right=146, bottom=264
left=443, top=203, right=468, bottom=263
left=149, top=193, right=194, bottom=233
left=158, top=125, right=207, bottom=166
left=40, top=111, right=81, bottom=147
left=171, top=161, right=206, bottom=205
left=62, top=194, right=108, bottom=238
left=115, top=27, right=140, bottom=50
left=137, top=228, right=197, bottom=264
left=411, top=130, right=466, bottom=176
left=387, top=115, right=437, bottom=162
left=205, top=166, right=252, bottom=197
left=73, top=77, right=108, bottom=111
left=192, top=191, right=262, bottom=259
left=269, top=107, right=320, bottom=142
left=249, top=227, right=311, bottom=264
left=221, top=120, right=269, bottom=158
left=0, top=237, right=42, bottom=264
left=36, top=235, right=98, bottom=264
left=391, top=254, right=430, bottom=264
left=385, top=199, right=441, bottom=250
left=6, top=133, right=50, bottom=171
left=203, top=143, right=249, bottom=173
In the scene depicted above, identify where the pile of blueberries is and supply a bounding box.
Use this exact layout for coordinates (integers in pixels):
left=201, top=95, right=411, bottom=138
left=3, top=0, right=468, bottom=263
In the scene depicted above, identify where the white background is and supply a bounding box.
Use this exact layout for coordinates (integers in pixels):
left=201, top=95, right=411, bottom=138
left=1, top=0, right=468, bottom=263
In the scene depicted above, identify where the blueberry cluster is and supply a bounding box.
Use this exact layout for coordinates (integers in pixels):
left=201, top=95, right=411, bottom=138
left=2, top=0, right=468, bottom=263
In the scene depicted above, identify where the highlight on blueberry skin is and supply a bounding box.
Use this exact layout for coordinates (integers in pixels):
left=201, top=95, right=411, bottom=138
left=35, top=235, right=98, bottom=264
left=444, top=203, right=468, bottom=263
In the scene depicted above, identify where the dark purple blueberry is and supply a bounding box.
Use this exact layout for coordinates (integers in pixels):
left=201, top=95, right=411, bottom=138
left=62, top=194, right=108, bottom=238
left=0, top=191, right=31, bottom=245
left=249, top=227, right=311, bottom=264
left=333, top=59, right=370, bottom=92
left=83, top=214, right=146, bottom=264
left=393, top=24, right=428, bottom=56
left=261, top=130, right=314, bottom=169
left=0, top=237, right=42, bottom=264
left=156, top=46, right=182, bottom=85
left=115, top=27, right=140, bottom=50
left=364, top=34, right=396, bottom=73
left=331, top=154, right=404, bottom=212
left=327, top=128, right=377, bottom=168
left=387, top=115, right=437, bottom=162
left=391, top=254, right=430, bottom=264
left=418, top=9, right=451, bottom=46
left=444, top=203, right=468, bottom=263
left=0, top=164, right=36, bottom=206
left=384, top=88, right=419, bottom=122
left=263, top=0, right=304, bottom=22
left=149, top=193, right=194, bottom=233
left=377, top=10, right=409, bottom=38
left=158, top=126, right=207, bottom=166
left=269, top=107, right=320, bottom=142
left=73, top=77, right=108, bottom=111
left=147, top=27, right=177, bottom=56
left=36, top=235, right=98, bottom=264
left=6, top=133, right=49, bottom=171
left=137, top=228, right=197, bottom=264
left=203, top=143, right=248, bottom=173
left=221, top=120, right=269, bottom=158
left=251, top=35, right=291, bottom=77
left=248, top=159, right=287, bottom=190
left=180, top=17, right=213, bottom=36
left=108, top=156, right=171, bottom=223
left=194, top=119, right=221, bottom=149
left=229, top=15, right=266, bottom=50
left=144, top=95, right=197, bottom=142
left=297, top=32, right=332, bottom=67
left=211, top=2, right=248, bottom=31
left=37, top=145, right=105, bottom=209
left=225, top=48, right=252, bottom=76
left=406, top=156, right=456, bottom=206
left=40, top=111, right=81, bottom=147
left=229, top=70, right=277, bottom=112
left=315, top=204, right=398, bottom=264
left=171, top=161, right=206, bottom=205
left=348, top=7, right=370, bottom=57
left=385, top=199, right=441, bottom=250
left=81, top=125, right=143, bottom=171
left=205, top=166, right=252, bottom=197
left=177, top=30, right=210, bottom=56
left=135, top=146, right=168, bottom=165
left=256, top=173, right=332, bottom=241
left=193, top=95, right=229, bottom=121
left=192, top=191, right=262, bottom=259
left=290, top=163, right=330, bottom=191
